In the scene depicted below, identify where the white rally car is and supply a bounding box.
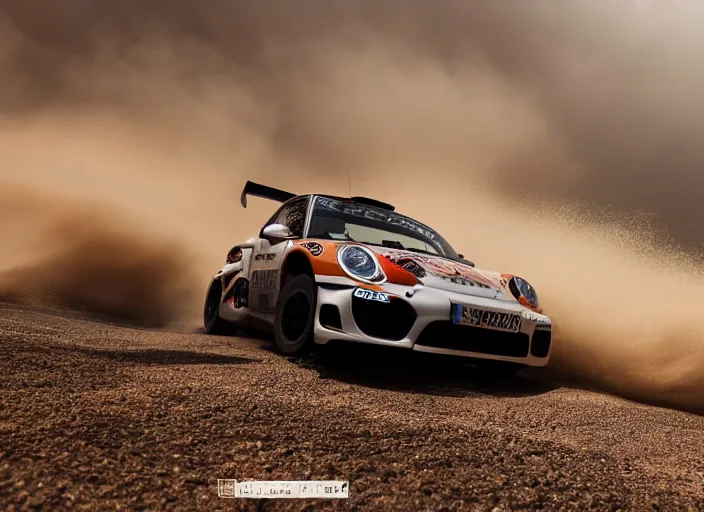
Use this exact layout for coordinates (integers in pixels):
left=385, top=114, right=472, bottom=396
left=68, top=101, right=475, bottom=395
left=204, top=181, right=552, bottom=375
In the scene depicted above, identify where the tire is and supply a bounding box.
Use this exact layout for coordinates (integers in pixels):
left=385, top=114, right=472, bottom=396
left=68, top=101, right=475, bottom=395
left=203, top=280, right=231, bottom=335
left=473, top=360, right=525, bottom=379
left=273, top=274, right=316, bottom=356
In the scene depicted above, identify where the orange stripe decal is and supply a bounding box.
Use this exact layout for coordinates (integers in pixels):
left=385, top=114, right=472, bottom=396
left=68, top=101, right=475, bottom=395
left=375, top=251, right=419, bottom=287
left=295, top=240, right=418, bottom=288
left=293, top=241, right=345, bottom=277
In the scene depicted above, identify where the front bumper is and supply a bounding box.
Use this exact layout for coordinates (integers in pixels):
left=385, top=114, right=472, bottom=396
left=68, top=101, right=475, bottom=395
left=313, top=276, right=552, bottom=367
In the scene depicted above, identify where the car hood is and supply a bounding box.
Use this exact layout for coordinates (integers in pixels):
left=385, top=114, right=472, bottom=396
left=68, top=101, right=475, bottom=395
left=376, top=248, right=514, bottom=301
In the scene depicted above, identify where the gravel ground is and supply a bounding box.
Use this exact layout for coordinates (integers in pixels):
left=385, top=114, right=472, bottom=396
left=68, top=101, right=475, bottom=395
left=1, top=303, right=703, bottom=511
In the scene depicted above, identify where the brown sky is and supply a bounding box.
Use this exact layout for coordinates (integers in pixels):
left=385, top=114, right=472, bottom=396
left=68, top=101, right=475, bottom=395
left=1, top=0, right=704, bottom=248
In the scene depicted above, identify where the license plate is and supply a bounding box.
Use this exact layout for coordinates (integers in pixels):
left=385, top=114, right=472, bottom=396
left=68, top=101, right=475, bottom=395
left=353, top=288, right=390, bottom=303
left=451, top=304, right=522, bottom=332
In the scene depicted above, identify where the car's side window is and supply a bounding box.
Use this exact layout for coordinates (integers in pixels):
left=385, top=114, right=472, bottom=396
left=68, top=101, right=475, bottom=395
left=264, top=197, right=309, bottom=238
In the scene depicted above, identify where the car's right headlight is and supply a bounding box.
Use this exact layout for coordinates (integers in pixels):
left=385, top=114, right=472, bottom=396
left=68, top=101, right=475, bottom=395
left=508, top=275, right=541, bottom=311
left=337, top=245, right=386, bottom=284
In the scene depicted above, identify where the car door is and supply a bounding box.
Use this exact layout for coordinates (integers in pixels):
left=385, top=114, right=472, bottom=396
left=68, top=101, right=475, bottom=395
left=249, top=196, right=310, bottom=312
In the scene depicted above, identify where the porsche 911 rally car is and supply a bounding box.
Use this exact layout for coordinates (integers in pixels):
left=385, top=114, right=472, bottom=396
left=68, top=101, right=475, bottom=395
left=204, top=181, right=552, bottom=374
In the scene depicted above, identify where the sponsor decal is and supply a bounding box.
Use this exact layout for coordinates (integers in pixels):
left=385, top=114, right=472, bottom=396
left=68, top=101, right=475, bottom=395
left=388, top=257, right=427, bottom=278
left=384, top=251, right=495, bottom=289
left=447, top=275, right=490, bottom=288
left=251, top=270, right=277, bottom=289
left=300, top=242, right=324, bottom=257
left=353, top=287, right=390, bottom=303
left=316, top=197, right=438, bottom=241
left=452, top=304, right=521, bottom=332
left=255, top=253, right=276, bottom=261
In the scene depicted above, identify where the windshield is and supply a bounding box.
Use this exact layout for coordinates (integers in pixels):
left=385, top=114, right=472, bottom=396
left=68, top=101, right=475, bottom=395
left=307, top=196, right=459, bottom=259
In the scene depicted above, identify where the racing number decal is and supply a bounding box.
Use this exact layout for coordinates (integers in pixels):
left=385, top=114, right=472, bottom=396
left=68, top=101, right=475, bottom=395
left=255, top=253, right=276, bottom=261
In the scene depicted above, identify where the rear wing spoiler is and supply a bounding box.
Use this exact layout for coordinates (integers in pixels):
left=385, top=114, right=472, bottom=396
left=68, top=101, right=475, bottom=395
left=240, top=181, right=297, bottom=208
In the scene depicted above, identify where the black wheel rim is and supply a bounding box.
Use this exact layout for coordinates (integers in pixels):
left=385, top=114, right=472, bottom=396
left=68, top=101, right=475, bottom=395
left=281, top=291, right=311, bottom=343
left=205, top=284, right=221, bottom=327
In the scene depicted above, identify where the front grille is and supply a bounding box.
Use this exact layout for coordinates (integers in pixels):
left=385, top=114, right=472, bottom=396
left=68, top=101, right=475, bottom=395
left=319, top=304, right=342, bottom=331
left=530, top=329, right=552, bottom=358
left=351, top=295, right=417, bottom=341
left=415, top=321, right=530, bottom=357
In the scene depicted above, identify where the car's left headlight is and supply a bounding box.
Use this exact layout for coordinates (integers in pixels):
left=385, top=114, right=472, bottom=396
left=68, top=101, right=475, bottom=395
left=509, top=276, right=540, bottom=311
left=337, top=245, right=386, bottom=284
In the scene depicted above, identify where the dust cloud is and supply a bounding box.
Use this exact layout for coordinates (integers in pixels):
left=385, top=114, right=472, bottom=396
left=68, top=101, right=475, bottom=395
left=0, top=186, right=200, bottom=327
left=0, top=1, right=703, bottom=412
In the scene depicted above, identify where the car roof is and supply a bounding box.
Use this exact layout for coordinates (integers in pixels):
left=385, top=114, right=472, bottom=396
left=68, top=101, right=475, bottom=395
left=240, top=181, right=395, bottom=212
left=308, top=194, right=396, bottom=212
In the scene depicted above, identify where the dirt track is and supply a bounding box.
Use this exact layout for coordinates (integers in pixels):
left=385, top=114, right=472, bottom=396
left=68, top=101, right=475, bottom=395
left=1, top=303, right=703, bottom=511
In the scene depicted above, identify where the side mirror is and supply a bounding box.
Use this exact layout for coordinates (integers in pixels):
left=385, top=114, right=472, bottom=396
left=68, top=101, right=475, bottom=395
left=261, top=223, right=295, bottom=243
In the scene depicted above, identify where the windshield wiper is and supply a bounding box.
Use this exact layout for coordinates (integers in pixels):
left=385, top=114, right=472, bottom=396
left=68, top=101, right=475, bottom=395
left=381, top=240, right=406, bottom=250
left=357, top=242, right=444, bottom=258
left=323, top=231, right=356, bottom=242
left=403, top=247, right=439, bottom=257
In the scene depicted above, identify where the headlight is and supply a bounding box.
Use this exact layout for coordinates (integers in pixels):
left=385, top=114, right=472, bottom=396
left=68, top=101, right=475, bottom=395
left=337, top=245, right=386, bottom=283
left=226, top=246, right=243, bottom=264
left=509, top=276, right=540, bottom=310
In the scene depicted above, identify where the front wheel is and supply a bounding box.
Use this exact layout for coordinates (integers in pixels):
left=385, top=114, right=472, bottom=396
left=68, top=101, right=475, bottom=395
left=273, top=274, right=316, bottom=356
left=204, top=280, right=230, bottom=335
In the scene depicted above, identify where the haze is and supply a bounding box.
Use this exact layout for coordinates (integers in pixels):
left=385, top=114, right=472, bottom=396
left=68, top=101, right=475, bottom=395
left=1, top=0, right=703, bottom=412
